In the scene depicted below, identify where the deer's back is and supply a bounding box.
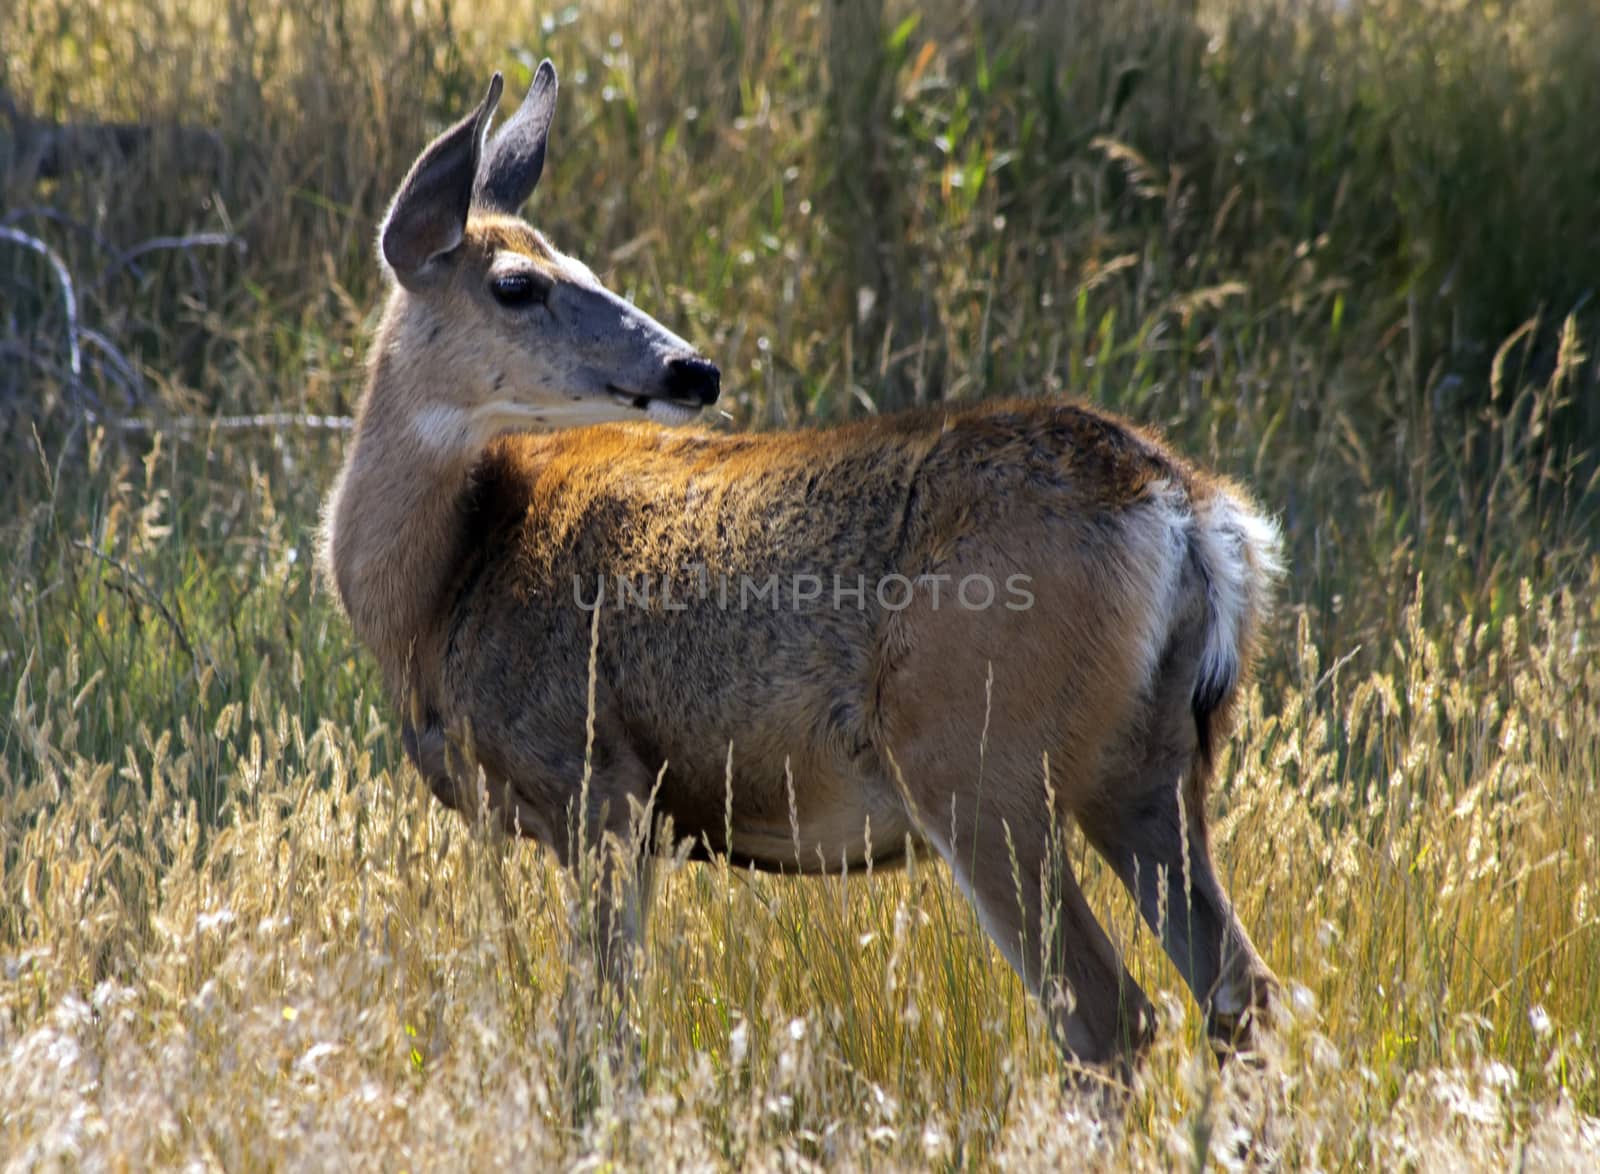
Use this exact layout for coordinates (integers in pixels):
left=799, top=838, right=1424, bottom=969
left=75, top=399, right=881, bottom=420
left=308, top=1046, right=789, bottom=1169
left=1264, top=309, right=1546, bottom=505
left=434, top=400, right=1196, bottom=856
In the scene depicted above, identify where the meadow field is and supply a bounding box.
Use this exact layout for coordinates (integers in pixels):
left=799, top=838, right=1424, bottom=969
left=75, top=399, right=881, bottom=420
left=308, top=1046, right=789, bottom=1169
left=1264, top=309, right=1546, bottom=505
left=3, top=0, right=1599, bottom=1167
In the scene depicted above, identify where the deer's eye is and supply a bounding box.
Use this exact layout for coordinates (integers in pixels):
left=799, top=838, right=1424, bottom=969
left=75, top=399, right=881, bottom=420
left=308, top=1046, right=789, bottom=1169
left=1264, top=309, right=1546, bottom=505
left=490, top=271, right=548, bottom=308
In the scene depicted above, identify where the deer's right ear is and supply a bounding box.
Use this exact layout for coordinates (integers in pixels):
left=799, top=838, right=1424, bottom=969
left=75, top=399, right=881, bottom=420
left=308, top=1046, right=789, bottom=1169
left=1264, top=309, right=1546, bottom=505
left=381, top=74, right=505, bottom=288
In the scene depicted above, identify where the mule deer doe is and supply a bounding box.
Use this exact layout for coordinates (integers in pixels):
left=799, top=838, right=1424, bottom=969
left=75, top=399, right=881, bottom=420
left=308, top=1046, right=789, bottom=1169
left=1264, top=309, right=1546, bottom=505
left=320, top=63, right=1281, bottom=1075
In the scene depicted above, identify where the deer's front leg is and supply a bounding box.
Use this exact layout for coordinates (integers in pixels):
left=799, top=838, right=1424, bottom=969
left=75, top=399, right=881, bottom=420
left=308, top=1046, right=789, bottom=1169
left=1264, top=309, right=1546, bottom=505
left=548, top=739, right=663, bottom=1080
left=402, top=715, right=465, bottom=813
left=405, top=711, right=659, bottom=1029
left=546, top=737, right=662, bottom=1008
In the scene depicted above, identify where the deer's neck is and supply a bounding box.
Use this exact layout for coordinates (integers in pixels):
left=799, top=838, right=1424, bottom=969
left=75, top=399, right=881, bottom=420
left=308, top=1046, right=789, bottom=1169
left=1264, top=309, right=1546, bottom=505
left=321, top=358, right=475, bottom=702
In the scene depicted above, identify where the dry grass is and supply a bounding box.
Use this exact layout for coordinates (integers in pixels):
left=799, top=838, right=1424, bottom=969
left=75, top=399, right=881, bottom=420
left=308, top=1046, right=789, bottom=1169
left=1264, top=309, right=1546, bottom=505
left=3, top=0, right=1599, bottom=1168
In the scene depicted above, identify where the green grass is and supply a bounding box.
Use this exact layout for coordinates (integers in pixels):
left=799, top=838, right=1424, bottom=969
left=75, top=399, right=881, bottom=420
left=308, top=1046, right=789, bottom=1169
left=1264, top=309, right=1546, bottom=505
left=3, top=0, right=1599, bottom=1166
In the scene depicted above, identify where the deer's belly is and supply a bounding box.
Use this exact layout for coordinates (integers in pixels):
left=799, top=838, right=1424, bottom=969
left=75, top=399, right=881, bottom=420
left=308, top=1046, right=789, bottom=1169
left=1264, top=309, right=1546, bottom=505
left=658, top=757, right=918, bottom=874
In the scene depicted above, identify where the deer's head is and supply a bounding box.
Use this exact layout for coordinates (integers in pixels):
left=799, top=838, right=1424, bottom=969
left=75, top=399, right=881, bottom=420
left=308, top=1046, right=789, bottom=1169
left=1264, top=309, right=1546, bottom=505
left=370, top=64, right=719, bottom=459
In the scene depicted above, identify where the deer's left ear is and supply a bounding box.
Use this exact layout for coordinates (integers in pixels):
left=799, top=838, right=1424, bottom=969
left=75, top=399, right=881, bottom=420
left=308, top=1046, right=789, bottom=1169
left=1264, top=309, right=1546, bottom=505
left=382, top=74, right=504, bottom=288
left=474, top=60, right=558, bottom=214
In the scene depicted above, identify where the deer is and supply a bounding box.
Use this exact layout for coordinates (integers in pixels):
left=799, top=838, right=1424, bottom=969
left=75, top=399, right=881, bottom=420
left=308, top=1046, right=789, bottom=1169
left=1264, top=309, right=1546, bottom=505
left=319, top=62, right=1282, bottom=1079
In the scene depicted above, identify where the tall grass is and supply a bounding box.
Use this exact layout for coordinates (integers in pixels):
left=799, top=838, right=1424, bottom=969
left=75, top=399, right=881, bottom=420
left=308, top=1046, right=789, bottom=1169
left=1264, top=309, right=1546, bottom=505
left=2, top=0, right=1598, bottom=1166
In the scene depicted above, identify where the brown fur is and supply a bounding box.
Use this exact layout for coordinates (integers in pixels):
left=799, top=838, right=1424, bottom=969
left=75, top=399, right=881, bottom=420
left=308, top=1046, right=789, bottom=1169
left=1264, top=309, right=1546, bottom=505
left=321, top=73, right=1281, bottom=1075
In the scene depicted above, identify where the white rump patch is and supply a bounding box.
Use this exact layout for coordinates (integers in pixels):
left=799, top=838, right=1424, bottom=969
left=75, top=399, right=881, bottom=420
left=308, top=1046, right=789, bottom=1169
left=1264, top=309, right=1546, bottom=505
left=1118, top=482, right=1283, bottom=713
left=1192, top=492, right=1284, bottom=710
left=1118, top=482, right=1191, bottom=694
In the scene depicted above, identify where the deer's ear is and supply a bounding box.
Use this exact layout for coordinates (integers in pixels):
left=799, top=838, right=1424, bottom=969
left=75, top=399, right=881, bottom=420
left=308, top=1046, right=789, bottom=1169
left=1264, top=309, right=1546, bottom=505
left=473, top=60, right=557, bottom=214
left=381, top=74, right=504, bottom=288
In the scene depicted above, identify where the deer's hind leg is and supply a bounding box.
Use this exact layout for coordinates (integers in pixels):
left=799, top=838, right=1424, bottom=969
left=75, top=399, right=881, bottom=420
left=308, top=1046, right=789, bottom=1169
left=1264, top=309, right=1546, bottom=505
left=920, top=795, right=1156, bottom=1075
left=876, top=545, right=1167, bottom=1075
left=1076, top=616, right=1277, bottom=1060
left=1079, top=760, right=1275, bottom=1060
left=883, top=684, right=1156, bottom=1073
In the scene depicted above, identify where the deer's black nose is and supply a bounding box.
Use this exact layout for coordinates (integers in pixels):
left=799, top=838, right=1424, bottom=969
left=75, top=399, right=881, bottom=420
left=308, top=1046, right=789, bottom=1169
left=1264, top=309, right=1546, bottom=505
left=664, top=355, right=721, bottom=405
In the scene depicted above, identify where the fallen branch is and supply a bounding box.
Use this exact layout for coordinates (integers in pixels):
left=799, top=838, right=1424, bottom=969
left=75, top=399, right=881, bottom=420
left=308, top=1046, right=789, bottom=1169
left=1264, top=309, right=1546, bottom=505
left=0, top=224, right=81, bottom=377
left=100, top=231, right=246, bottom=287
left=107, top=412, right=355, bottom=434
